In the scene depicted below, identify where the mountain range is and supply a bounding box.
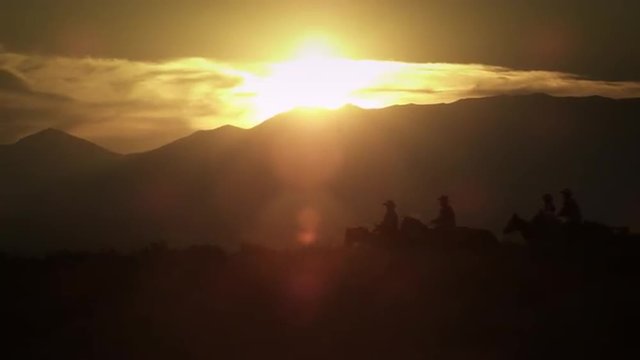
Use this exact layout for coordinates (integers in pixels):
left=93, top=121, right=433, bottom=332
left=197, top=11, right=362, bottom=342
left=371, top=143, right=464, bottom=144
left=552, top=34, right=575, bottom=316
left=1, top=94, right=639, bottom=254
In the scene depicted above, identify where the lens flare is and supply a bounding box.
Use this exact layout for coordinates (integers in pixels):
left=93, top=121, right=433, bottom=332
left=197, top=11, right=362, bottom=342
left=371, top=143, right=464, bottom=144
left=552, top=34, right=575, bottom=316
left=297, top=207, right=321, bottom=245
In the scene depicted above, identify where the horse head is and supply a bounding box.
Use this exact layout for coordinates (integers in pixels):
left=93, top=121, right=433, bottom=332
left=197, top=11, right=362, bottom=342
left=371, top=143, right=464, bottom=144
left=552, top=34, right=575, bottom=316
left=401, top=216, right=428, bottom=233
left=503, top=213, right=526, bottom=235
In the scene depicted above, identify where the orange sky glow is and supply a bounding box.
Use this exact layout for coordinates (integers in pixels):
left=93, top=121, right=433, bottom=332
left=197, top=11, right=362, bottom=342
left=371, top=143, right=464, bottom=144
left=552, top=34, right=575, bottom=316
left=1, top=34, right=640, bottom=152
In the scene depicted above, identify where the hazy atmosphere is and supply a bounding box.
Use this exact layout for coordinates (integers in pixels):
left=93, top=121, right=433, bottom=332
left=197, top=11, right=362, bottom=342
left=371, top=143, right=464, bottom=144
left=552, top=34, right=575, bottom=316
left=1, top=2, right=639, bottom=359
left=2, top=0, right=640, bottom=152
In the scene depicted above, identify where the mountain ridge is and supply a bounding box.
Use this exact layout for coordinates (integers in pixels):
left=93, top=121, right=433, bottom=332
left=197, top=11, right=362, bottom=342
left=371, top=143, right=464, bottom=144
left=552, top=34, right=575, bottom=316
left=8, top=127, right=119, bottom=157
left=5, top=94, right=640, bottom=154
left=1, top=94, right=639, bottom=254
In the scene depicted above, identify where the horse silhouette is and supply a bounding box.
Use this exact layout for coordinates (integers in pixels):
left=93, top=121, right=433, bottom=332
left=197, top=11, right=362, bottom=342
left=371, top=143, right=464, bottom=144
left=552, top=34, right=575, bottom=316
left=400, top=216, right=429, bottom=242
left=504, top=213, right=557, bottom=242
left=504, top=213, right=638, bottom=255
left=428, top=226, right=499, bottom=252
left=346, top=216, right=498, bottom=252
left=344, top=227, right=376, bottom=248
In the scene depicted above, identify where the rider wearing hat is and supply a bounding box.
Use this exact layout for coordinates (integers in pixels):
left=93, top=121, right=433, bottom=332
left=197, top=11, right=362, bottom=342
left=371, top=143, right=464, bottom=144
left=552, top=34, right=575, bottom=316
left=533, top=193, right=560, bottom=227
left=431, top=195, right=456, bottom=228
left=558, top=188, right=582, bottom=224
left=377, top=200, right=399, bottom=237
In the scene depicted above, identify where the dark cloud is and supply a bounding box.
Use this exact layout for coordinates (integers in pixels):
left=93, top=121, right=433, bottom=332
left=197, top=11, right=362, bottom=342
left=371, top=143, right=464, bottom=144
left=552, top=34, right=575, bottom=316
left=1, top=0, right=638, bottom=80
left=0, top=69, right=31, bottom=93
left=0, top=62, right=201, bottom=152
left=0, top=70, right=81, bottom=144
left=0, top=105, right=81, bottom=145
left=107, top=67, right=244, bottom=96
left=0, top=96, right=195, bottom=154
left=167, top=73, right=243, bottom=88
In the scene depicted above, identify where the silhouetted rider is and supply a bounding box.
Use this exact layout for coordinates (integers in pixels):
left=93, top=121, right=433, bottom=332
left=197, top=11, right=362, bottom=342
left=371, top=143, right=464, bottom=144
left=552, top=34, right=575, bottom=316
left=376, top=200, right=399, bottom=237
left=533, top=193, right=559, bottom=226
left=558, top=189, right=582, bottom=224
left=541, top=193, right=556, bottom=215
left=431, top=195, right=456, bottom=228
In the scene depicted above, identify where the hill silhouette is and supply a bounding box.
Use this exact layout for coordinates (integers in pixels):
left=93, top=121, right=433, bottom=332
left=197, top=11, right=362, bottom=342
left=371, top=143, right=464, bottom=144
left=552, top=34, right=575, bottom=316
left=1, top=94, right=639, bottom=253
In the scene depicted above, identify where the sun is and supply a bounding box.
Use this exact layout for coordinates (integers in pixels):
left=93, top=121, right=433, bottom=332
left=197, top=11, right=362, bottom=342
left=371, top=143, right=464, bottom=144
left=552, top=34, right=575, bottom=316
left=243, top=37, right=395, bottom=120
left=293, top=36, right=338, bottom=61
left=254, top=38, right=356, bottom=113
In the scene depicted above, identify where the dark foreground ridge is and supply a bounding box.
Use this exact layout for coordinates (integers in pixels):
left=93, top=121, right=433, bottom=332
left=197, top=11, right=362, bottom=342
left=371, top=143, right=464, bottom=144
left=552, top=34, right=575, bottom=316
left=1, top=243, right=637, bottom=360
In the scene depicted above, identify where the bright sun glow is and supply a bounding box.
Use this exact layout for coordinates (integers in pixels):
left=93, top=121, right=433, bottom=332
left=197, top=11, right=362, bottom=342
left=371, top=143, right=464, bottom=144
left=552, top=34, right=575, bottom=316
left=242, top=38, right=401, bottom=120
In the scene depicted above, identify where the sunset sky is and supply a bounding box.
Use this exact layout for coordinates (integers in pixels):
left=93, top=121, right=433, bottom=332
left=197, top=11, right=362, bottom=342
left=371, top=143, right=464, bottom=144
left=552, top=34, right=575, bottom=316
left=1, top=0, right=639, bottom=152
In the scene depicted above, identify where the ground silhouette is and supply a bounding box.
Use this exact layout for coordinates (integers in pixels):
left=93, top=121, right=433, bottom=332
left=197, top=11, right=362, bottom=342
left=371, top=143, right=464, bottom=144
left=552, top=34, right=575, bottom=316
left=1, top=239, right=638, bottom=359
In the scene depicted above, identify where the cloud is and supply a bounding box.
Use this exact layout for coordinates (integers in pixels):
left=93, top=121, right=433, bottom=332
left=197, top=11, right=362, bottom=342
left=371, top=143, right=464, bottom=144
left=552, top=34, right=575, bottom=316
left=354, top=63, right=640, bottom=107
left=0, top=69, right=31, bottom=93
left=1, top=52, right=640, bottom=153
left=0, top=54, right=248, bottom=152
left=0, top=68, right=83, bottom=144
